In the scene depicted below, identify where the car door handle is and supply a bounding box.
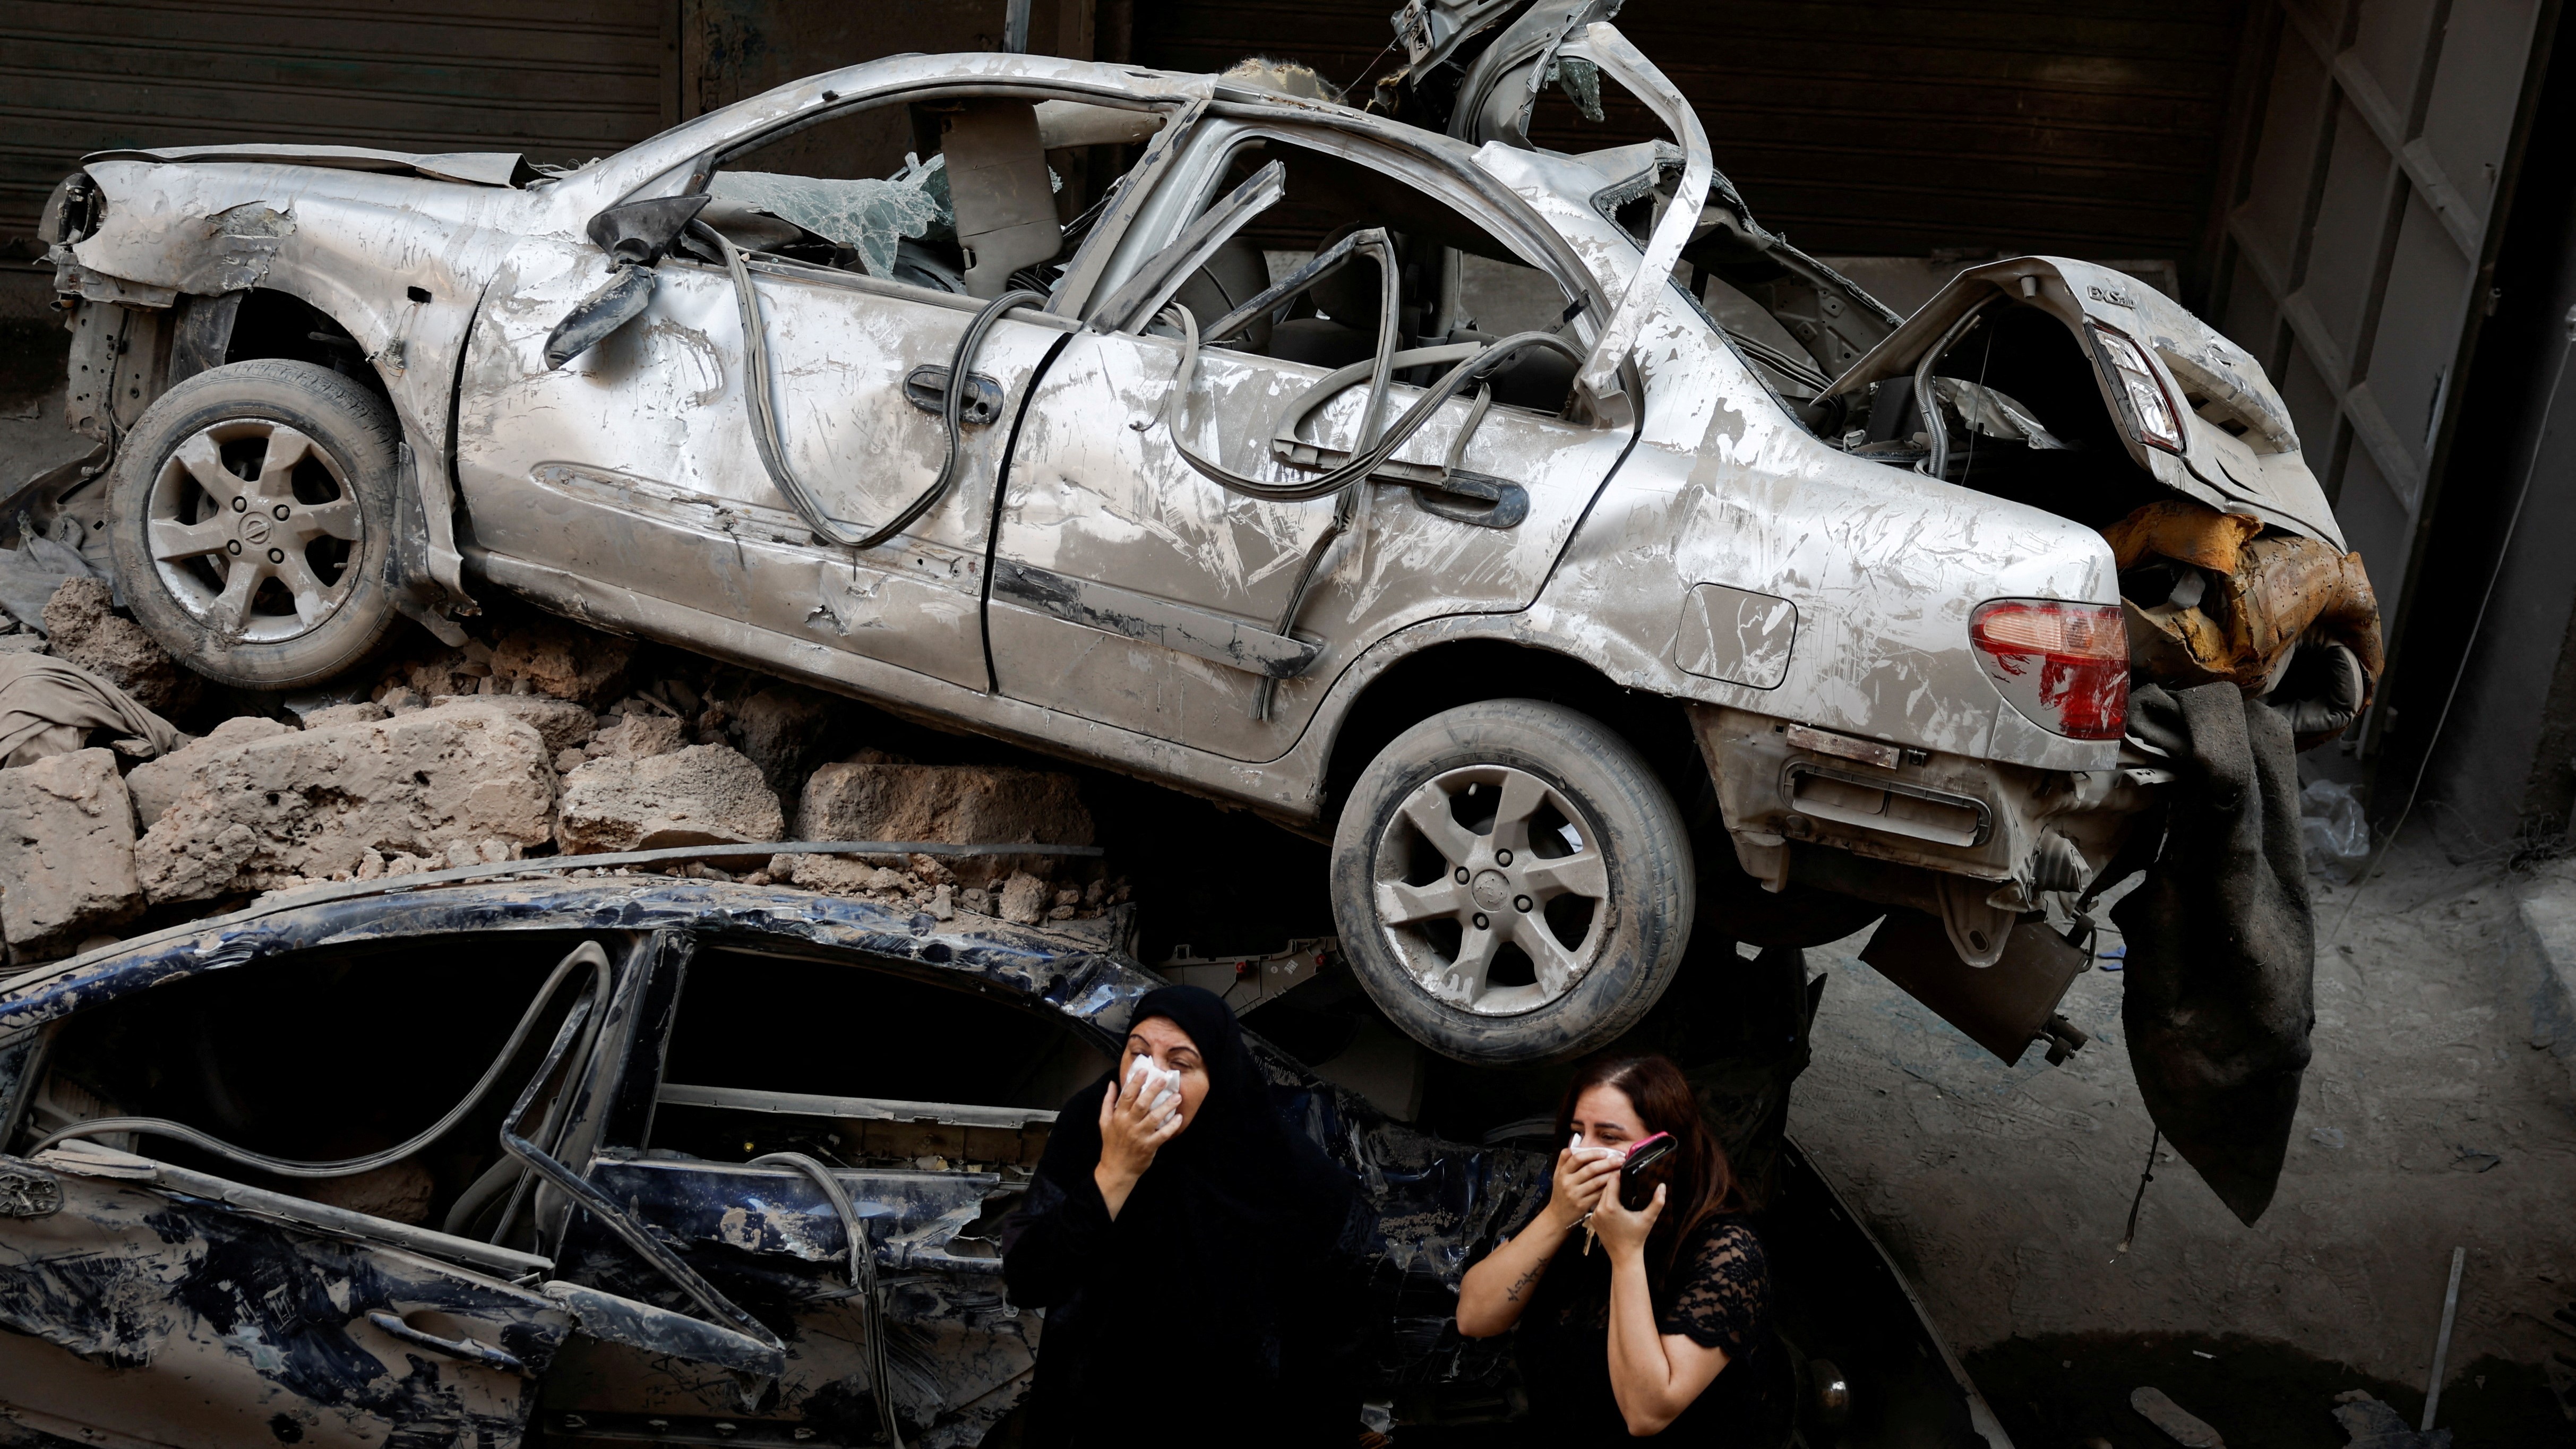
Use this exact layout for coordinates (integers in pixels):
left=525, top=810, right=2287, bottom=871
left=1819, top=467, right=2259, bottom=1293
left=1410, top=470, right=1528, bottom=529
left=367, top=1309, right=530, bottom=1376
left=904, top=364, right=1006, bottom=426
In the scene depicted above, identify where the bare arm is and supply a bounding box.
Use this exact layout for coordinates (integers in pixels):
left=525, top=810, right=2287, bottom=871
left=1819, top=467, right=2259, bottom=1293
left=1596, top=1185, right=1730, bottom=1435
left=1457, top=1147, right=1619, bottom=1337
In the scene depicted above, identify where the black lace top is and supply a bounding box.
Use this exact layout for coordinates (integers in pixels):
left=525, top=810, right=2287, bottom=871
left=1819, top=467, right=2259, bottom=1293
left=1512, top=1214, right=1795, bottom=1446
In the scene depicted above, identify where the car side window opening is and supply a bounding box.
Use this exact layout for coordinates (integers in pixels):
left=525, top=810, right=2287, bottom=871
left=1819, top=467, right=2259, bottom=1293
left=640, top=951, right=1112, bottom=1176
left=692, top=93, right=1169, bottom=301
left=1157, top=134, right=1585, bottom=417
left=10, top=936, right=596, bottom=1233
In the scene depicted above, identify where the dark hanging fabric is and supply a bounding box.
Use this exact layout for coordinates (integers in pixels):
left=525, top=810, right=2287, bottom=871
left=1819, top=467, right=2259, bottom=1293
left=999, top=985, right=1373, bottom=1447
left=2108, top=681, right=2316, bottom=1224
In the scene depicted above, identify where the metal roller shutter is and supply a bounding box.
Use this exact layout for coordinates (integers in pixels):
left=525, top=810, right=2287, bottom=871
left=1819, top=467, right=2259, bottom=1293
left=0, top=0, right=677, bottom=243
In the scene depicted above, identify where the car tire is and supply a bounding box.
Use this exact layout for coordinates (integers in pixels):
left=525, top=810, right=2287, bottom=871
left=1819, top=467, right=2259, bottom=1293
left=1331, top=699, right=1696, bottom=1065
left=108, top=359, right=405, bottom=690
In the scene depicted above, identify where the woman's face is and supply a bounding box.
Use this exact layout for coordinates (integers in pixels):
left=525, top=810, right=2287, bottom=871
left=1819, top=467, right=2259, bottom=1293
left=1568, top=1083, right=1651, bottom=1151
left=1120, top=1016, right=1211, bottom=1133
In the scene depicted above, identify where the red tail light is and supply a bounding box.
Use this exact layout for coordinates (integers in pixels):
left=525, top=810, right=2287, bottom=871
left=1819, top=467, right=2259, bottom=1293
left=1970, top=599, right=2128, bottom=741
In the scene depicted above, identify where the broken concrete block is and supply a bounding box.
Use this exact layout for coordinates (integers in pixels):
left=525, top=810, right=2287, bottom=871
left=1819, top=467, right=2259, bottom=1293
left=998, top=872, right=1047, bottom=925
left=556, top=742, right=783, bottom=854
left=490, top=619, right=633, bottom=705
left=40, top=578, right=197, bottom=715
left=124, top=714, right=297, bottom=828
left=591, top=713, right=687, bottom=759
left=795, top=761, right=1093, bottom=889
left=134, top=702, right=555, bottom=904
left=728, top=683, right=845, bottom=796
left=0, top=748, right=142, bottom=962
left=430, top=693, right=597, bottom=754
left=302, top=701, right=390, bottom=730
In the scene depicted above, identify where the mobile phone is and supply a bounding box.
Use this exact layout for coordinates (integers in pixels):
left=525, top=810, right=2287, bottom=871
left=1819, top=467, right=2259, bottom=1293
left=1618, top=1132, right=1676, bottom=1210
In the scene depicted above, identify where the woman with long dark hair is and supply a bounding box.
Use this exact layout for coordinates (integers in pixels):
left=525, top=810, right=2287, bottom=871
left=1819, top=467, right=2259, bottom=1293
left=1457, top=1053, right=1793, bottom=1444
left=999, top=985, right=1373, bottom=1446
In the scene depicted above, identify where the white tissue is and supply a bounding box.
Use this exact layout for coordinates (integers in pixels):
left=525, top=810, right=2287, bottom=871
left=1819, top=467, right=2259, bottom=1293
left=1125, top=1054, right=1180, bottom=1114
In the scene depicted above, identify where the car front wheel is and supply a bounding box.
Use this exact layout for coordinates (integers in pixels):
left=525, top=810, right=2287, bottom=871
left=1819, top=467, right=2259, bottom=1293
left=108, top=358, right=403, bottom=690
left=1331, top=699, right=1696, bottom=1065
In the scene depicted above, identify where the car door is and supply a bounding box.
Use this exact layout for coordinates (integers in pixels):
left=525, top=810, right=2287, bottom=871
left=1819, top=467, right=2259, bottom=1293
left=455, top=95, right=1088, bottom=693
left=986, top=122, right=1629, bottom=761
left=541, top=936, right=1114, bottom=1446
left=0, top=934, right=771, bottom=1449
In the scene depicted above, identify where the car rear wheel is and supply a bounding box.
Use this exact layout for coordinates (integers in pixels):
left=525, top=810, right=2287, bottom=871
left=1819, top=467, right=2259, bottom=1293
left=108, top=359, right=403, bottom=690
left=1331, top=699, right=1696, bottom=1065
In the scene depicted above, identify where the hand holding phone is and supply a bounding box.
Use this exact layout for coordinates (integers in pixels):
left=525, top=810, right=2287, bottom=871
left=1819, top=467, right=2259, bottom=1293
left=1616, top=1131, right=1676, bottom=1211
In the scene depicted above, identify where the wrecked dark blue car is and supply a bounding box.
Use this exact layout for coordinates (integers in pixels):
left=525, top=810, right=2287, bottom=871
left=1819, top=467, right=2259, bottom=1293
left=0, top=873, right=2004, bottom=1448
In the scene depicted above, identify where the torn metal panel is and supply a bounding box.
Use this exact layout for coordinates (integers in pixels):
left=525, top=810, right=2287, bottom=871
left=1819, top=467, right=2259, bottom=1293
left=0, top=1157, right=573, bottom=1449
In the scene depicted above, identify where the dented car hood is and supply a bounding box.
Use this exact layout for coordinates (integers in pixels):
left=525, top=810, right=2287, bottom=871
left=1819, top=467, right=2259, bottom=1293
left=1836, top=256, right=2345, bottom=551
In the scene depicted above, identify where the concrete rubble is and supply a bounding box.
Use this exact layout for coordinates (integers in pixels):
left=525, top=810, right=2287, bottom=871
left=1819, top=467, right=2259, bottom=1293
left=39, top=578, right=195, bottom=715
left=556, top=741, right=784, bottom=853
left=0, top=587, right=1123, bottom=967
left=0, top=747, right=141, bottom=962
left=135, top=701, right=558, bottom=903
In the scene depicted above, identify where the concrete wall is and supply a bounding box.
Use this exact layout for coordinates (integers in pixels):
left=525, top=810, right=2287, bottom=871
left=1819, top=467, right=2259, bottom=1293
left=1792, top=847, right=2576, bottom=1388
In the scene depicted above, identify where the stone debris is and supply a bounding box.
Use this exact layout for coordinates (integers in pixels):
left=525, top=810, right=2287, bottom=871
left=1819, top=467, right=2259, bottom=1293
left=0, top=748, right=143, bottom=963
left=488, top=619, right=634, bottom=705
left=556, top=742, right=784, bottom=854
left=727, top=683, right=845, bottom=796
left=589, top=711, right=688, bottom=760
left=795, top=759, right=1094, bottom=889
left=10, top=602, right=1122, bottom=961
left=40, top=578, right=198, bottom=715
left=135, top=702, right=556, bottom=904
left=125, top=714, right=296, bottom=827
left=427, top=693, right=597, bottom=754
left=300, top=701, right=390, bottom=730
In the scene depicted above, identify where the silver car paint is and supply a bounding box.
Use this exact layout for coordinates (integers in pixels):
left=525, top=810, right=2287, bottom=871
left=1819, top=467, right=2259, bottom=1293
left=59, top=37, right=2260, bottom=880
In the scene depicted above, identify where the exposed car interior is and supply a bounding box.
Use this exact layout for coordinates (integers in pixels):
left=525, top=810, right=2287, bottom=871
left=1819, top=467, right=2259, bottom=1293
left=690, top=93, right=1169, bottom=299
left=4, top=934, right=1108, bottom=1239
left=1159, top=136, right=1584, bottom=416
left=646, top=948, right=1111, bottom=1173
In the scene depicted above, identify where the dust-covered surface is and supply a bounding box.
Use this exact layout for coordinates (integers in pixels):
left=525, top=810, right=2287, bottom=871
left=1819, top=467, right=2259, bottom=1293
left=1792, top=831, right=2576, bottom=1407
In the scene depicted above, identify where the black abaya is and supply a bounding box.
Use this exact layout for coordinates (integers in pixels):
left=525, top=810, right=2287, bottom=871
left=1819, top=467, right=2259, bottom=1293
left=999, top=986, right=1373, bottom=1446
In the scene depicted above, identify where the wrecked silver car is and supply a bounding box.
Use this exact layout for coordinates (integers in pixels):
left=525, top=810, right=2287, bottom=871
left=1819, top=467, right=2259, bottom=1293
left=32, top=3, right=2378, bottom=1070
left=0, top=872, right=2002, bottom=1447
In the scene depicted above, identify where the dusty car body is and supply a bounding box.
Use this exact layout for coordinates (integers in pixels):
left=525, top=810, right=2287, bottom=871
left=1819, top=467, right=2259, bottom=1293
left=0, top=872, right=2006, bottom=1447
left=32, top=3, right=2377, bottom=1070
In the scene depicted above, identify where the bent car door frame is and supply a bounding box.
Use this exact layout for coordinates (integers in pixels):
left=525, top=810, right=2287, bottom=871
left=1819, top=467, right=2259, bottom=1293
left=540, top=935, right=1076, bottom=1443
left=0, top=936, right=754, bottom=1449
left=988, top=117, right=1627, bottom=761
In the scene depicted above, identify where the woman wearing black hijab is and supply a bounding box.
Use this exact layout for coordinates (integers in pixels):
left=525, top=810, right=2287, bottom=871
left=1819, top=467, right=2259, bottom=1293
left=1000, top=985, right=1373, bottom=1445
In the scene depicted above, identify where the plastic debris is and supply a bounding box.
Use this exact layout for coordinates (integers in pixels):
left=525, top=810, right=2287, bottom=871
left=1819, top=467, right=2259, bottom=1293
left=2131, top=1386, right=2225, bottom=1447
left=2300, top=777, right=2371, bottom=882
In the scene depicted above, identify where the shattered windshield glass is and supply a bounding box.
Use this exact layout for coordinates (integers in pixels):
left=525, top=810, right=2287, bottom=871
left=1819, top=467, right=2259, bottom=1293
left=709, top=156, right=954, bottom=279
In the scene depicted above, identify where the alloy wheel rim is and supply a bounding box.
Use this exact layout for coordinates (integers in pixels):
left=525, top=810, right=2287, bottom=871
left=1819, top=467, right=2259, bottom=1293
left=146, top=418, right=363, bottom=644
left=1370, top=762, right=1611, bottom=1016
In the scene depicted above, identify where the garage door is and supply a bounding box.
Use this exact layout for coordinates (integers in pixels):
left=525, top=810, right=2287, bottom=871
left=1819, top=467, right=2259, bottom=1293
left=1, top=0, right=677, bottom=242
left=2205, top=0, right=2557, bottom=752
